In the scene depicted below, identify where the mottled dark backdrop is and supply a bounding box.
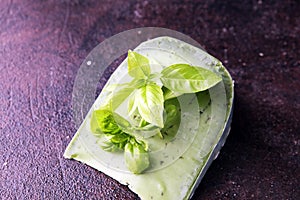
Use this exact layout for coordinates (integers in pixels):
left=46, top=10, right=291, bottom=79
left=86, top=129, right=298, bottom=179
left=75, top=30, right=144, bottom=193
left=0, top=0, right=299, bottom=199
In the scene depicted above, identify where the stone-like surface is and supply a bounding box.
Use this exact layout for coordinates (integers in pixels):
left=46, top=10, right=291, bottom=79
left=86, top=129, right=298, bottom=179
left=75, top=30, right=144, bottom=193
left=0, top=0, right=299, bottom=199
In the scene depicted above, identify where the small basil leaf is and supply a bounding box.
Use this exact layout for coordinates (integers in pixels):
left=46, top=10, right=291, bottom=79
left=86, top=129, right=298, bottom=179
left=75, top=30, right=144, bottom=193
left=127, top=50, right=151, bottom=79
left=90, top=110, right=103, bottom=135
left=161, top=98, right=181, bottom=139
left=90, top=109, right=122, bottom=135
left=164, top=104, right=178, bottom=123
left=110, top=133, right=129, bottom=150
left=161, top=64, right=222, bottom=93
left=110, top=133, right=128, bottom=144
left=124, top=142, right=150, bottom=174
left=136, top=83, right=164, bottom=128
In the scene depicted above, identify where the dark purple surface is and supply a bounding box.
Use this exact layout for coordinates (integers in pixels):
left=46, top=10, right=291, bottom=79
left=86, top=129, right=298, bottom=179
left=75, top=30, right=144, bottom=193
left=0, top=0, right=299, bottom=199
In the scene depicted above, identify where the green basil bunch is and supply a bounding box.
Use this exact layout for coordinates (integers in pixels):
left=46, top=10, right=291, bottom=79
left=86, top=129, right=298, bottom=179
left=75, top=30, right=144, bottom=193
left=90, top=50, right=222, bottom=174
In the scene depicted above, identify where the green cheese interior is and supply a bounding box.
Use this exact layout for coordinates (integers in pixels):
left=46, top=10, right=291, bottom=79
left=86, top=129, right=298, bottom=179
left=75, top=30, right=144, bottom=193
left=64, top=37, right=234, bottom=200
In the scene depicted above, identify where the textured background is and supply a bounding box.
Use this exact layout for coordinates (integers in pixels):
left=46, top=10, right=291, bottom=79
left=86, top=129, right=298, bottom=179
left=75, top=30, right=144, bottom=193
left=0, top=0, right=299, bottom=199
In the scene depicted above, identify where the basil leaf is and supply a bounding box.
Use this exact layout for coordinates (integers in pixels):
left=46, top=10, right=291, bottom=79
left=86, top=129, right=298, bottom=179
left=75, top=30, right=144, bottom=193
left=110, top=133, right=129, bottom=150
left=110, top=133, right=128, bottom=143
left=164, top=104, right=178, bottom=124
left=127, top=50, right=151, bottom=79
left=136, top=83, right=164, bottom=128
left=90, top=109, right=132, bottom=135
left=161, top=98, right=181, bottom=139
left=124, top=141, right=150, bottom=174
left=161, top=64, right=222, bottom=93
left=90, top=110, right=103, bottom=135
left=90, top=109, right=122, bottom=135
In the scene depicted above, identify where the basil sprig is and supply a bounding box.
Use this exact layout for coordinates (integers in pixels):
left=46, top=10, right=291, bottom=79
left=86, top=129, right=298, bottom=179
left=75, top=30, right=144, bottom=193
left=90, top=50, right=222, bottom=174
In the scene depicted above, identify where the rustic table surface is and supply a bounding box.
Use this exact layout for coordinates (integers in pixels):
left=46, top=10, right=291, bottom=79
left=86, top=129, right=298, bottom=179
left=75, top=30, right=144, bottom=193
left=0, top=1, right=299, bottom=199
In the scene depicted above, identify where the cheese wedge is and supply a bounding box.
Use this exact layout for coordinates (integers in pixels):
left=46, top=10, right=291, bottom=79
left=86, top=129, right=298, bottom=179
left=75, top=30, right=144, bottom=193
left=64, top=36, right=234, bottom=200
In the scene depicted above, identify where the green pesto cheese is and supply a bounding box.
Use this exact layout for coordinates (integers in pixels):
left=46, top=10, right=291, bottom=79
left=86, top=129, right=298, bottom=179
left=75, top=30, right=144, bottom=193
left=64, top=37, right=234, bottom=200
